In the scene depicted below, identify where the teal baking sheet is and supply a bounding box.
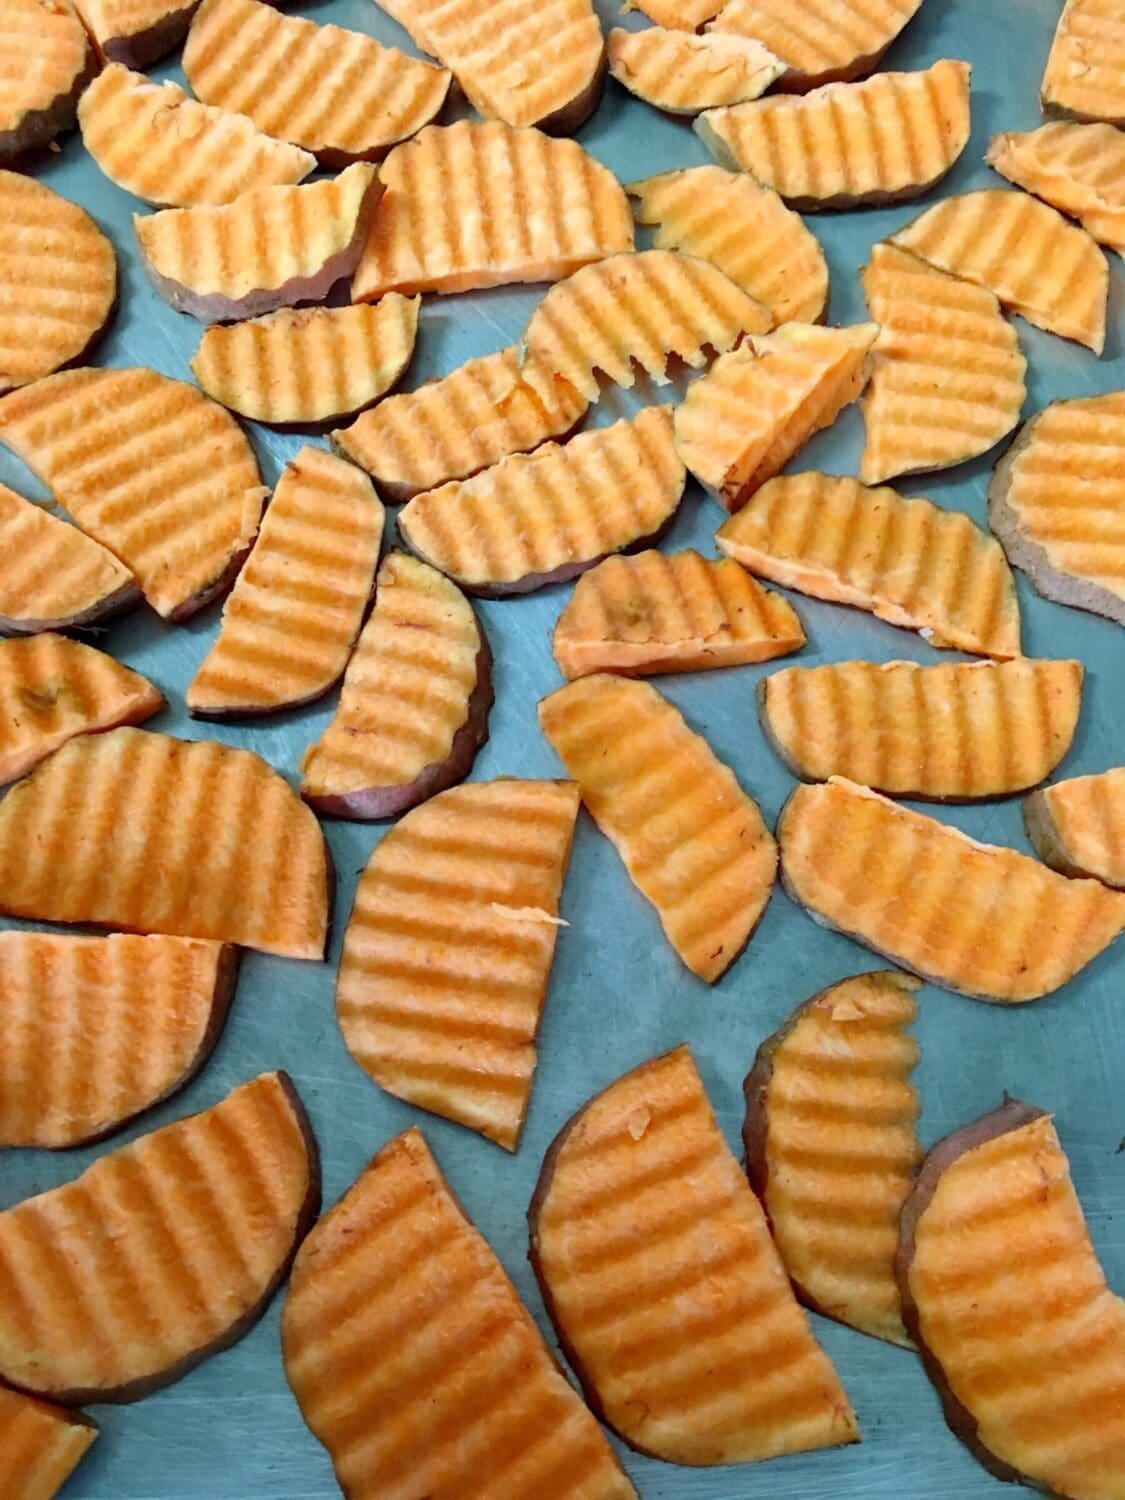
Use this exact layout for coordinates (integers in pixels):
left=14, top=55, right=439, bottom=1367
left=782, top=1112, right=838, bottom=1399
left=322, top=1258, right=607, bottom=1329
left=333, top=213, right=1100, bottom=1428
left=1, top=0, right=1122, bottom=1495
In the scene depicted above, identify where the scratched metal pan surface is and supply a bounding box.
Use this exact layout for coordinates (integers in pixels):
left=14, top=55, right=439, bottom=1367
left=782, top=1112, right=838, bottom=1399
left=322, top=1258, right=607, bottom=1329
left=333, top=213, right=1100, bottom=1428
left=0, top=0, right=1121, bottom=1495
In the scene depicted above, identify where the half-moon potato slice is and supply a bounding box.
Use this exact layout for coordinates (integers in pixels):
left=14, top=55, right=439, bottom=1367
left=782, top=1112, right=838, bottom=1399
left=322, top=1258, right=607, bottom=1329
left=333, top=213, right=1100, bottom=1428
left=0, top=0, right=93, bottom=162
left=707, top=0, right=921, bottom=92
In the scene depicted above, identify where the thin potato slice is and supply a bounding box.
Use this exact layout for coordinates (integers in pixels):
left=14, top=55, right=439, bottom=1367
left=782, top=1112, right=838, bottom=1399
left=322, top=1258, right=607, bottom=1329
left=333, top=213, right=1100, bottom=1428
left=538, top=674, right=777, bottom=981
left=529, top=1046, right=859, bottom=1463
left=0, top=0, right=92, bottom=162
left=708, top=0, right=922, bottom=92
left=0, top=1387, right=96, bottom=1499
left=1041, top=0, right=1125, bottom=126
left=73, top=0, right=198, bottom=67
left=1024, top=767, right=1125, bottom=889
left=779, top=777, right=1125, bottom=1002
left=987, top=124, right=1125, bottom=257
left=608, top=27, right=783, bottom=115
left=744, top=971, right=921, bottom=1346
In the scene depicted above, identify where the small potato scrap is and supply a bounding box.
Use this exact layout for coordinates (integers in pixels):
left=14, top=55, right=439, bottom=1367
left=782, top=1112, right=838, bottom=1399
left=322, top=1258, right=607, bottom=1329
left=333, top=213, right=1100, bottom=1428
left=987, top=124, right=1125, bottom=256
left=607, top=27, right=783, bottom=115
left=1041, top=0, right=1125, bottom=126
left=708, top=0, right=922, bottom=92
left=73, top=0, right=199, bottom=67
left=625, top=0, right=724, bottom=26
left=538, top=674, right=777, bottom=981
left=1024, top=768, right=1125, bottom=889
left=0, top=1386, right=96, bottom=1499
left=0, top=0, right=92, bottom=162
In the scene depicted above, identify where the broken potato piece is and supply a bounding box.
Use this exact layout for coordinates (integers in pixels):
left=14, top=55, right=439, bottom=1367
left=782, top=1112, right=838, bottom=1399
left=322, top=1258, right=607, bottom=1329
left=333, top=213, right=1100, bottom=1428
left=1024, top=768, right=1125, bottom=890
left=607, top=27, right=783, bottom=115
left=707, top=0, right=921, bottom=93
left=0, top=0, right=93, bottom=163
left=73, top=0, right=199, bottom=68
left=1041, top=0, right=1125, bottom=126
left=0, top=1386, right=96, bottom=1499
left=986, top=124, right=1125, bottom=257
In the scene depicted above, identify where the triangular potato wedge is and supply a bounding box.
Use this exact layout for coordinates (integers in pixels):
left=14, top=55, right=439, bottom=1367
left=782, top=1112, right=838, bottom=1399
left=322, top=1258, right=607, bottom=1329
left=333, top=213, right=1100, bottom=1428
left=73, top=0, right=198, bottom=67
left=608, top=27, right=783, bottom=114
left=707, top=0, right=921, bottom=92
left=538, top=674, right=776, bottom=981
left=0, top=0, right=92, bottom=162
left=1024, top=767, right=1125, bottom=889
left=0, top=1386, right=96, bottom=1498
left=779, top=777, right=1125, bottom=1001
left=987, top=124, right=1125, bottom=257
left=529, top=1046, right=859, bottom=1463
left=1041, top=0, right=1125, bottom=125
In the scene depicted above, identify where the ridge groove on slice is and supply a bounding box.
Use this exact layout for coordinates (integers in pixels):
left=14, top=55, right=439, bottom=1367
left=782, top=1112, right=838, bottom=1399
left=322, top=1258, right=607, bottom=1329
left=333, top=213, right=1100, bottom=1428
left=72, top=0, right=198, bottom=68
left=608, top=27, right=783, bottom=115
left=987, top=124, right=1125, bottom=258
left=1024, top=767, right=1125, bottom=890
left=0, top=1386, right=96, bottom=1499
left=706, top=0, right=922, bottom=92
left=1041, top=0, right=1125, bottom=125
left=0, top=0, right=93, bottom=162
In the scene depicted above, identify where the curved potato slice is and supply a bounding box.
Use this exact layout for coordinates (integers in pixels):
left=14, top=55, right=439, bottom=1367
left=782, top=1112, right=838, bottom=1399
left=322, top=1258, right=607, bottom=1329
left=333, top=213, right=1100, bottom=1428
left=538, top=674, right=776, bottom=981
left=0, top=1387, right=96, bottom=1499
left=1025, top=767, right=1125, bottom=889
left=529, top=1046, right=858, bottom=1463
left=987, top=124, right=1125, bottom=256
left=1042, top=0, right=1125, bottom=125
left=0, top=0, right=92, bottom=162
left=744, top=971, right=921, bottom=1346
left=708, top=0, right=922, bottom=92
left=608, top=27, right=783, bottom=114
left=73, top=0, right=197, bottom=66
left=778, top=777, right=1125, bottom=1001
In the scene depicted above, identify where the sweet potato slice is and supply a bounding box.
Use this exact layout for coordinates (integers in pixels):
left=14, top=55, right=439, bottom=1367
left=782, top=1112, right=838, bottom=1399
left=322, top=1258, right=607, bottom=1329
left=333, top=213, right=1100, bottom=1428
left=529, top=1046, right=858, bottom=1463
left=897, top=1100, right=1125, bottom=1495
left=72, top=0, right=197, bottom=65
left=744, top=971, right=921, bottom=1346
left=779, top=777, right=1125, bottom=1001
left=335, top=780, right=577, bottom=1148
left=0, top=727, right=330, bottom=959
left=759, top=658, right=1084, bottom=802
left=1025, top=768, right=1125, bottom=889
left=0, top=0, right=92, bottom=163
left=695, top=61, right=970, bottom=210
left=552, top=549, right=804, bottom=679
left=0, top=932, right=236, bottom=1148
left=538, top=675, right=776, bottom=981
left=673, top=323, right=877, bottom=512
left=987, top=124, right=1125, bottom=257
left=608, top=27, right=783, bottom=115
left=0, top=367, right=267, bottom=620
left=1041, top=0, right=1125, bottom=125
left=282, top=1128, right=636, bottom=1499
left=889, top=189, right=1108, bottom=354
left=0, top=1071, right=318, bottom=1404
left=300, top=552, right=490, bottom=820
left=627, top=166, right=828, bottom=324
left=0, top=1386, right=96, bottom=1500
left=188, top=449, right=384, bottom=719
left=707, top=0, right=922, bottom=92
left=717, top=472, right=1021, bottom=658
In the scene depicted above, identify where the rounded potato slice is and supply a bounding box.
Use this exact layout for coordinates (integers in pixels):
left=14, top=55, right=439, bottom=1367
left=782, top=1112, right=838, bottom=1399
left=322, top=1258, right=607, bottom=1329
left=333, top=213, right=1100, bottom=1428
left=607, top=27, right=783, bottom=115
left=1024, top=767, right=1125, bottom=889
left=0, top=0, right=93, bottom=162
left=707, top=0, right=921, bottom=92
left=0, top=1386, right=96, bottom=1499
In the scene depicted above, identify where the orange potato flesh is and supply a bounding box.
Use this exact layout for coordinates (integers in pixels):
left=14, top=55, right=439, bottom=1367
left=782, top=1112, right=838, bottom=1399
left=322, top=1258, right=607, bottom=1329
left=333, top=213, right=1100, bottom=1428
left=707, top=0, right=921, bottom=91
left=1024, top=767, right=1125, bottom=890
left=73, top=0, right=195, bottom=66
left=335, top=780, right=578, bottom=1149
left=1041, top=0, right=1125, bottom=125
left=625, top=0, right=724, bottom=27
left=608, top=28, right=783, bottom=115
left=0, top=727, right=330, bottom=959
left=0, top=0, right=91, bottom=162
left=0, top=1386, right=96, bottom=1500
left=538, top=675, right=777, bottom=981
left=282, top=1127, right=636, bottom=1499
left=987, top=124, right=1125, bottom=257
left=779, top=777, right=1125, bottom=1002
left=529, top=1046, right=859, bottom=1464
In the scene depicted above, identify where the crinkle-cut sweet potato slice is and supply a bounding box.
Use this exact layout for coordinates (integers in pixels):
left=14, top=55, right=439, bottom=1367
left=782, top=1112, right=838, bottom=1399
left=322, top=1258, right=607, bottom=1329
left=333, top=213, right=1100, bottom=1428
left=987, top=124, right=1125, bottom=258
left=744, top=971, right=921, bottom=1347
left=987, top=393, right=1125, bottom=626
left=183, top=0, right=450, bottom=167
left=695, top=60, right=970, bottom=210
left=0, top=1071, right=318, bottom=1404
left=73, top=0, right=199, bottom=66
left=717, top=472, right=1022, bottom=658
left=0, top=727, right=330, bottom=959
left=352, top=121, right=633, bottom=302
left=608, top=27, right=783, bottom=115
left=0, top=932, right=237, bottom=1149
left=1025, top=767, right=1125, bottom=890
left=1041, top=0, right=1125, bottom=125
left=706, top=0, right=921, bottom=92
left=627, top=167, right=828, bottom=325
left=0, top=0, right=93, bottom=162
left=538, top=675, right=776, bottom=981
left=759, top=658, right=1084, bottom=803
left=188, top=449, right=384, bottom=720
left=897, top=1100, right=1125, bottom=1496
left=300, top=551, right=491, bottom=820
left=889, top=189, right=1108, bottom=354
left=529, top=1046, right=859, bottom=1463
left=398, top=407, right=685, bottom=597
left=334, top=780, right=578, bottom=1148
left=624, top=0, right=724, bottom=27
left=0, top=1386, right=96, bottom=1500
left=779, top=777, right=1125, bottom=1002
left=0, top=367, right=267, bottom=621
left=282, top=1128, right=637, bottom=1499
left=552, top=549, right=804, bottom=680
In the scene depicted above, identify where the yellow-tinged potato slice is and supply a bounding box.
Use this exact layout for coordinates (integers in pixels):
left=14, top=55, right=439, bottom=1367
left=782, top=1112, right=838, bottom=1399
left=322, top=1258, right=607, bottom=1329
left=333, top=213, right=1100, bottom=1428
left=282, top=1128, right=637, bottom=1499
left=0, top=727, right=330, bottom=959
left=0, top=0, right=92, bottom=162
left=889, top=189, right=1108, bottom=354
left=899, top=1101, right=1125, bottom=1496
left=1024, top=767, right=1125, bottom=890
left=538, top=675, right=776, bottom=981
left=717, top=472, right=1021, bottom=659
left=529, top=1046, right=859, bottom=1463
left=625, top=0, right=724, bottom=27
left=0, top=367, right=267, bottom=621
left=1041, top=0, right=1125, bottom=125
left=987, top=124, right=1125, bottom=256
left=335, top=781, right=577, bottom=1148
left=73, top=0, right=197, bottom=67
left=627, top=166, right=829, bottom=324
left=608, top=27, right=783, bottom=115
left=187, top=449, right=384, bottom=720
left=707, top=0, right=921, bottom=92
left=674, top=323, right=878, bottom=512
left=696, top=60, right=971, bottom=210
left=744, top=971, right=921, bottom=1346
left=779, top=777, right=1125, bottom=1001
left=398, top=407, right=685, bottom=596
left=759, top=658, right=1084, bottom=802
left=0, top=1386, right=96, bottom=1499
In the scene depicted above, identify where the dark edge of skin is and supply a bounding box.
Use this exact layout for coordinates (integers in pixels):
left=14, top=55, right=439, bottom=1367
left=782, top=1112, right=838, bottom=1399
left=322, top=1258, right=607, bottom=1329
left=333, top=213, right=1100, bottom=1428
left=1022, top=786, right=1123, bottom=889
left=306, top=72, right=452, bottom=169
left=100, top=0, right=201, bottom=69
left=0, top=579, right=142, bottom=637
left=532, top=47, right=606, bottom=136
left=0, top=38, right=96, bottom=162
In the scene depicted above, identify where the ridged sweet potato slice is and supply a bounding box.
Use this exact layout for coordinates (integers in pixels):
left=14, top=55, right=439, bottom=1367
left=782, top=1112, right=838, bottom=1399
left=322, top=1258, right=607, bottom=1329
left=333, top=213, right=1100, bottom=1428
left=0, top=367, right=267, bottom=620
left=1042, top=0, right=1125, bottom=125
left=898, top=1100, right=1125, bottom=1495
left=759, top=658, right=1084, bottom=802
left=707, top=0, right=921, bottom=92
left=717, top=472, right=1021, bottom=658
left=552, top=549, right=804, bottom=679
left=1025, top=768, right=1125, bottom=890
left=0, top=1071, right=318, bottom=1404
left=890, top=189, right=1108, bottom=354
left=608, top=27, right=783, bottom=114
left=529, top=1046, right=859, bottom=1463
left=335, top=780, right=578, bottom=1147
left=187, top=448, right=384, bottom=720
left=300, top=551, right=491, bottom=819
left=73, top=0, right=198, bottom=66
left=627, top=166, right=828, bottom=324
left=779, top=777, right=1125, bottom=1001
left=0, top=727, right=330, bottom=959
left=744, top=971, right=921, bottom=1346
left=539, top=675, right=776, bottom=981
left=0, top=0, right=92, bottom=162
left=0, top=932, right=236, bottom=1149
left=282, top=1127, right=636, bottom=1498
left=674, top=323, right=877, bottom=512
left=987, top=124, right=1125, bottom=257
left=696, top=60, right=970, bottom=210
left=0, top=1386, right=96, bottom=1500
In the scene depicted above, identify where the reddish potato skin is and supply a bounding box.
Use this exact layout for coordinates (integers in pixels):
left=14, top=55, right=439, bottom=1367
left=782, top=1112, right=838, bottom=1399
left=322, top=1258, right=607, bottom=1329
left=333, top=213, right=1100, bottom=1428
left=0, top=579, right=141, bottom=637
left=98, top=1, right=201, bottom=68
left=165, top=537, right=257, bottom=624
left=0, top=40, right=96, bottom=162
left=534, top=51, right=606, bottom=135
